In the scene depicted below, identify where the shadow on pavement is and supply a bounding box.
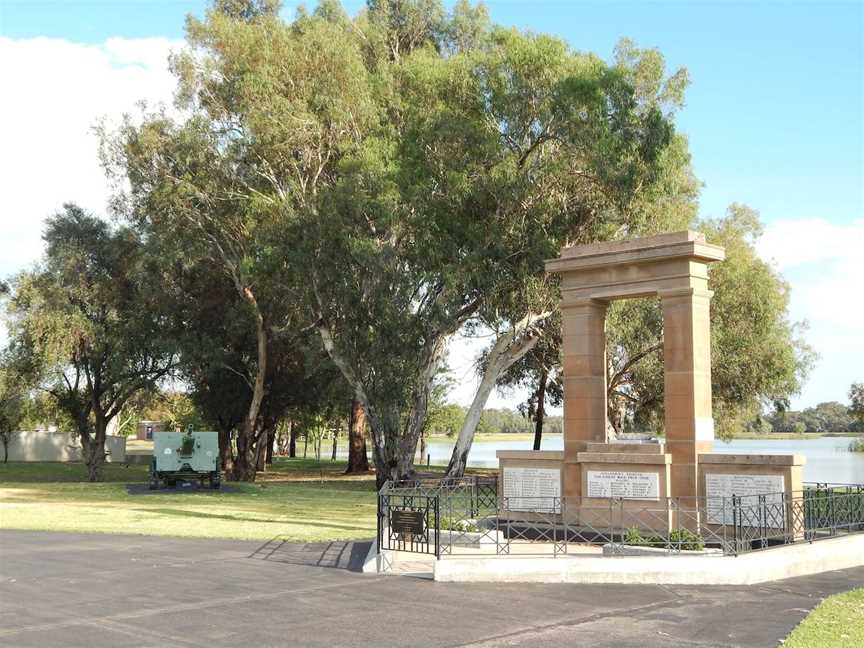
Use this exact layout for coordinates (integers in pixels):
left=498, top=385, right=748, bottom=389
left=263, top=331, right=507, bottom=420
left=248, top=537, right=372, bottom=572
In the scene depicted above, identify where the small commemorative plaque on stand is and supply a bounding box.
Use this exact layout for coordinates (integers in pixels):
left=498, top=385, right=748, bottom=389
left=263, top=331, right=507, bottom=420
left=391, top=509, right=425, bottom=536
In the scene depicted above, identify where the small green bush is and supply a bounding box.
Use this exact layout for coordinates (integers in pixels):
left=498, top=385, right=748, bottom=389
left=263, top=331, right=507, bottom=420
left=623, top=526, right=648, bottom=545
left=848, top=438, right=864, bottom=453
left=440, top=518, right=479, bottom=532
left=621, top=526, right=704, bottom=551
left=667, top=528, right=705, bottom=551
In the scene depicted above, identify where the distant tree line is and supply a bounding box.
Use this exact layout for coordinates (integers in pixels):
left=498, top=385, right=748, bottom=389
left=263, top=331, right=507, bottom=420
left=425, top=405, right=563, bottom=437
left=749, top=392, right=864, bottom=435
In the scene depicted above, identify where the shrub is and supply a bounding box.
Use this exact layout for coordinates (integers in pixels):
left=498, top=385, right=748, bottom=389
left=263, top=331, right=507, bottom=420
left=621, top=526, right=705, bottom=551
left=667, top=528, right=705, bottom=551
left=623, top=526, right=648, bottom=545
left=441, top=518, right=479, bottom=532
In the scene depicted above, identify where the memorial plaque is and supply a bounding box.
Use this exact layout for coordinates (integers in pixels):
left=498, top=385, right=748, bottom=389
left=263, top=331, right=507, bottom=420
left=503, top=467, right=561, bottom=512
left=391, top=509, right=425, bottom=535
left=705, top=473, right=785, bottom=525
left=586, top=470, right=659, bottom=500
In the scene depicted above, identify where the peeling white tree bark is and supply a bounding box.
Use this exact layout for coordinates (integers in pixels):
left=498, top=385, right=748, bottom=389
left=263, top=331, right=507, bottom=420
left=445, top=310, right=552, bottom=478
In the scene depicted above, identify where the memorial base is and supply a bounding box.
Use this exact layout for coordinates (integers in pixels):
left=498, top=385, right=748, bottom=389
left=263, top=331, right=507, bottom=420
left=497, top=447, right=806, bottom=538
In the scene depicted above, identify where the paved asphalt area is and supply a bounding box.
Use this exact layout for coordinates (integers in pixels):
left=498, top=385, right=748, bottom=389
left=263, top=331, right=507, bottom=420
left=0, top=530, right=861, bottom=648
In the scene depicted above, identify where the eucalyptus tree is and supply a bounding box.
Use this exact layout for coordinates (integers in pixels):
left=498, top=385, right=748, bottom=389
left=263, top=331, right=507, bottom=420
left=850, top=383, right=864, bottom=426
left=4, top=205, right=177, bottom=480
left=602, top=204, right=815, bottom=439
left=420, top=34, right=694, bottom=477
left=166, top=255, right=346, bottom=477
left=0, top=291, right=25, bottom=463
left=104, top=0, right=694, bottom=484
left=102, top=0, right=374, bottom=479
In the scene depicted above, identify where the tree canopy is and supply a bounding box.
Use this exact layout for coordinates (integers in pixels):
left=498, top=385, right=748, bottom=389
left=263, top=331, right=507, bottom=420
left=99, top=0, right=694, bottom=484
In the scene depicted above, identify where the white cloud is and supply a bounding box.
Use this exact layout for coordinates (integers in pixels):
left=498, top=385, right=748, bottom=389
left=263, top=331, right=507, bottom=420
left=757, top=218, right=864, bottom=407
left=758, top=218, right=864, bottom=271
left=0, top=36, right=182, bottom=280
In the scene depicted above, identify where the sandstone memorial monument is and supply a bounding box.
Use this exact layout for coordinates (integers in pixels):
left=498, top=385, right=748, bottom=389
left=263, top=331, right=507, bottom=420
left=378, top=231, right=860, bottom=584
left=498, top=231, right=805, bottom=528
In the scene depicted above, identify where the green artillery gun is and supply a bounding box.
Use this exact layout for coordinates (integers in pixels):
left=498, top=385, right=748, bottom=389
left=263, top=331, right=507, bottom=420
left=149, top=427, right=221, bottom=490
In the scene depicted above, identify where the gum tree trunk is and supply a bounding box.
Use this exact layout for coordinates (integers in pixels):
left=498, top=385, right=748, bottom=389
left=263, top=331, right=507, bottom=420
left=266, top=428, right=276, bottom=464
left=229, top=287, right=267, bottom=482
left=345, top=398, right=370, bottom=473
left=218, top=428, right=234, bottom=474
left=532, top=368, right=548, bottom=451
left=331, top=427, right=338, bottom=461
left=81, top=413, right=109, bottom=482
left=446, top=311, right=550, bottom=479
left=317, top=324, right=447, bottom=489
left=289, top=421, right=297, bottom=458
left=256, top=428, right=269, bottom=471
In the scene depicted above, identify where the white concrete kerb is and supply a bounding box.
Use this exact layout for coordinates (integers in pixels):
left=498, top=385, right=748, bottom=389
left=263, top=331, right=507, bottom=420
left=432, top=535, right=864, bottom=584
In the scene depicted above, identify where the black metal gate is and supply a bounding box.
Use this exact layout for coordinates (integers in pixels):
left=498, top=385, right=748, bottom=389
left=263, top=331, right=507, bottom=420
left=378, top=491, right=440, bottom=557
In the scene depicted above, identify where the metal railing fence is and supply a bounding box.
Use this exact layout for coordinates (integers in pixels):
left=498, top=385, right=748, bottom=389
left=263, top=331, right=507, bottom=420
left=377, top=480, right=864, bottom=558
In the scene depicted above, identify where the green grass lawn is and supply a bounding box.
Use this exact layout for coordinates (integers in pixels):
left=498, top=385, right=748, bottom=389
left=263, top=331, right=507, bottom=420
left=0, top=458, right=380, bottom=542
left=782, top=589, right=864, bottom=648
left=0, top=457, right=493, bottom=542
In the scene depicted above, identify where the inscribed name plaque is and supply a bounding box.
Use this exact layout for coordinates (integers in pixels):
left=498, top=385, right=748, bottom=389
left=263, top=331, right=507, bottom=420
left=705, top=473, right=785, bottom=525
left=586, top=470, right=659, bottom=500
left=391, top=509, right=425, bottom=535
left=503, top=467, right=561, bottom=512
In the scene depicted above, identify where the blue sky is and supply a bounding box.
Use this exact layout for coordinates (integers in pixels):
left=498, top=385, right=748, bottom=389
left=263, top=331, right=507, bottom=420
left=1, top=0, right=862, bottom=410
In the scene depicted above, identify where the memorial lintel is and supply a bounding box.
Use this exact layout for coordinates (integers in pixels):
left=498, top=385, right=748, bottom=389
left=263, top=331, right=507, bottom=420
left=546, top=230, right=725, bottom=274
left=583, top=442, right=666, bottom=455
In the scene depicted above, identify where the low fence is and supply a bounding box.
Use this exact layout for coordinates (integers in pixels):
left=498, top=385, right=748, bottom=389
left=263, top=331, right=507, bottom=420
left=378, top=479, right=864, bottom=558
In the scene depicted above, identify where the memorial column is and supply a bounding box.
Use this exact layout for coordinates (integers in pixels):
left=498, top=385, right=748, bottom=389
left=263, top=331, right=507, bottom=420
left=660, top=287, right=714, bottom=502
left=561, top=298, right=608, bottom=498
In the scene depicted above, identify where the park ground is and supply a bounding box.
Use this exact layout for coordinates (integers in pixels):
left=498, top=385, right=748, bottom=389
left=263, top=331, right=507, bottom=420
left=0, top=456, right=497, bottom=542
left=2, top=459, right=862, bottom=646
left=0, top=458, right=382, bottom=542
left=0, top=530, right=861, bottom=647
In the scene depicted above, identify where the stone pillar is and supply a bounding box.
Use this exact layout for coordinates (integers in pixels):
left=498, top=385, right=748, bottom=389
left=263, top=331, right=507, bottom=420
left=561, top=299, right=608, bottom=498
left=661, top=287, right=714, bottom=503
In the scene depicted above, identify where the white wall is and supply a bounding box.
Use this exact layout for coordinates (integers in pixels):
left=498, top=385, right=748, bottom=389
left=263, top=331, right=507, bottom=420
left=4, top=431, right=126, bottom=462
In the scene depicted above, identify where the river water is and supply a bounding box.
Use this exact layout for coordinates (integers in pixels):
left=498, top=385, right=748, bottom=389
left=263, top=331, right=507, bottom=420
left=414, top=436, right=864, bottom=485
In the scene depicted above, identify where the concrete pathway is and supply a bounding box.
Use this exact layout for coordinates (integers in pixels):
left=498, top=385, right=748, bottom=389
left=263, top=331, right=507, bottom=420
left=0, top=530, right=861, bottom=647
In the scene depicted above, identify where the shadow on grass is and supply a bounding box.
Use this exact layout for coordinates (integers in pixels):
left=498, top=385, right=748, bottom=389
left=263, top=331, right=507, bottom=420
left=259, top=479, right=377, bottom=493
left=125, top=483, right=241, bottom=496
left=248, top=536, right=372, bottom=572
